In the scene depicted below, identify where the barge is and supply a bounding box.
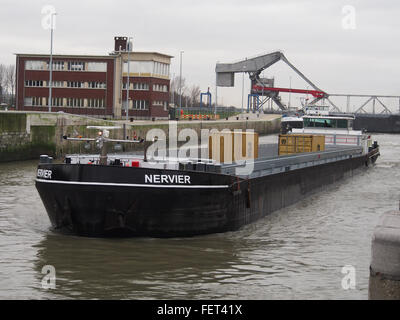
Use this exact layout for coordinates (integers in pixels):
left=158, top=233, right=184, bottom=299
left=35, top=116, right=380, bottom=237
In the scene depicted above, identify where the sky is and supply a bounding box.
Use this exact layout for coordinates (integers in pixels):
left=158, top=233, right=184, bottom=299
left=1, top=0, right=399, bottom=112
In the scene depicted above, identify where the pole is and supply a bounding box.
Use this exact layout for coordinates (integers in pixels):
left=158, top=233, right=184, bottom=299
left=215, top=71, right=217, bottom=117
left=241, top=71, right=244, bottom=114
left=289, top=76, right=292, bottom=109
left=373, top=97, right=376, bottom=114
left=261, top=72, right=265, bottom=113
left=171, top=72, right=175, bottom=119
left=241, top=62, right=247, bottom=114
left=126, top=38, right=131, bottom=122
left=179, top=51, right=183, bottom=113
left=171, top=72, right=175, bottom=106
left=48, top=13, right=56, bottom=112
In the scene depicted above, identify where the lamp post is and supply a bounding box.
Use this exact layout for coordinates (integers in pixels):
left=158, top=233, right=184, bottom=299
left=171, top=72, right=175, bottom=107
left=179, top=51, right=184, bottom=113
left=289, top=76, right=292, bottom=109
left=241, top=63, right=247, bottom=114
left=215, top=66, right=218, bottom=117
left=241, top=72, right=245, bottom=114
left=48, top=12, right=57, bottom=112
left=126, top=37, right=132, bottom=122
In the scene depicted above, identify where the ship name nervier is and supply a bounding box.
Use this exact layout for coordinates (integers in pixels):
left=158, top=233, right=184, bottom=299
left=145, top=174, right=191, bottom=184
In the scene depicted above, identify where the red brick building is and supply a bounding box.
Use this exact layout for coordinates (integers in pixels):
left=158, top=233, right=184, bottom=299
left=15, top=37, right=172, bottom=119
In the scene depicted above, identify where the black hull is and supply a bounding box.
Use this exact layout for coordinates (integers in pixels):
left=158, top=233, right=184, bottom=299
left=35, top=152, right=374, bottom=238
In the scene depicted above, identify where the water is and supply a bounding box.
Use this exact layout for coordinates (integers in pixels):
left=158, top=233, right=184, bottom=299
left=0, top=134, right=399, bottom=300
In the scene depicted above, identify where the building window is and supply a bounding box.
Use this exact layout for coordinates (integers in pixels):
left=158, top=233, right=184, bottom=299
left=133, top=83, right=149, bottom=90
left=67, top=81, right=83, bottom=88
left=66, top=98, right=84, bottom=107
left=52, top=81, right=64, bottom=87
left=24, top=97, right=44, bottom=106
left=88, top=81, right=106, bottom=89
left=25, top=61, right=46, bottom=70
left=45, top=97, right=63, bottom=107
left=123, top=82, right=149, bottom=90
left=87, top=62, right=107, bottom=72
left=24, top=97, right=32, bottom=105
left=34, top=97, right=43, bottom=106
left=123, top=61, right=170, bottom=77
left=152, top=101, right=169, bottom=110
left=48, top=61, right=65, bottom=71
left=25, top=80, right=44, bottom=87
left=68, top=61, right=85, bottom=71
left=132, top=100, right=148, bottom=110
left=153, top=62, right=170, bottom=77
left=153, top=84, right=168, bottom=92
left=55, top=97, right=63, bottom=106
left=87, top=98, right=105, bottom=108
left=42, top=61, right=65, bottom=71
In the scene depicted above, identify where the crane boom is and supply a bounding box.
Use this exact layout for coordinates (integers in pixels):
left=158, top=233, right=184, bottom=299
left=216, top=51, right=328, bottom=110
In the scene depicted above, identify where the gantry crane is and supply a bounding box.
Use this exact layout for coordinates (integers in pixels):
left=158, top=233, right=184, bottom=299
left=215, top=51, right=338, bottom=111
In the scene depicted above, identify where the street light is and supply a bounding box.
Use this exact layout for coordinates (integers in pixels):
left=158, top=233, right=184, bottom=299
left=171, top=72, right=175, bottom=105
left=241, top=64, right=247, bottom=114
left=48, top=12, right=57, bottom=112
left=215, top=62, right=218, bottom=117
left=179, top=51, right=184, bottom=113
left=289, top=76, right=292, bottom=109
left=126, top=37, right=132, bottom=122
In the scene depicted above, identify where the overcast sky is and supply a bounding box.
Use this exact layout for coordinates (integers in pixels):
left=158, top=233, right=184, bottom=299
left=1, top=0, right=399, bottom=112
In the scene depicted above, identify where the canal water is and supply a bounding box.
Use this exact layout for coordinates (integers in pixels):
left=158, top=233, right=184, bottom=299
left=0, top=134, right=399, bottom=300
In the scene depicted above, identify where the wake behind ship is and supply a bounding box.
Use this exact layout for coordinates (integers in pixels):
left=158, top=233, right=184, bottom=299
left=35, top=116, right=380, bottom=237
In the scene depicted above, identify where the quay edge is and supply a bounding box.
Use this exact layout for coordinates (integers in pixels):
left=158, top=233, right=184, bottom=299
left=369, top=209, right=400, bottom=300
left=0, top=111, right=281, bottom=162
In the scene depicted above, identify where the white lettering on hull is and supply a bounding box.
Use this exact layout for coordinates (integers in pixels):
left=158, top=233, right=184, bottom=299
left=37, top=169, right=52, bottom=179
left=145, top=174, right=191, bottom=185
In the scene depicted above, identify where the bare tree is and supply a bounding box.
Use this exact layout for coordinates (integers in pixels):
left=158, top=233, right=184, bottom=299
left=189, top=85, right=201, bottom=107
left=170, top=75, right=187, bottom=107
left=0, top=64, right=5, bottom=103
left=172, top=75, right=186, bottom=94
left=5, top=65, right=16, bottom=106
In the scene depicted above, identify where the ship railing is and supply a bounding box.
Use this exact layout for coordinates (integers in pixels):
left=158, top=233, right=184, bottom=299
left=222, top=146, right=363, bottom=178
left=324, top=134, right=361, bottom=145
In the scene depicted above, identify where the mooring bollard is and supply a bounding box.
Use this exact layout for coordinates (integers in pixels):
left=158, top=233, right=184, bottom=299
left=369, top=209, right=400, bottom=300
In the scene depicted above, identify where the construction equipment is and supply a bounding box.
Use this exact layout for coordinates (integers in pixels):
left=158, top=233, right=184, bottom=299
left=216, top=51, right=329, bottom=111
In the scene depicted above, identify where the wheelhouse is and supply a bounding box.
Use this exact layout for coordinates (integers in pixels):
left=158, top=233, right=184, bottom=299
left=303, top=116, right=354, bottom=130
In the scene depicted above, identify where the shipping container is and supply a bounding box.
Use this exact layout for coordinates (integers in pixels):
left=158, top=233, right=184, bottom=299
left=278, top=134, right=325, bottom=155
